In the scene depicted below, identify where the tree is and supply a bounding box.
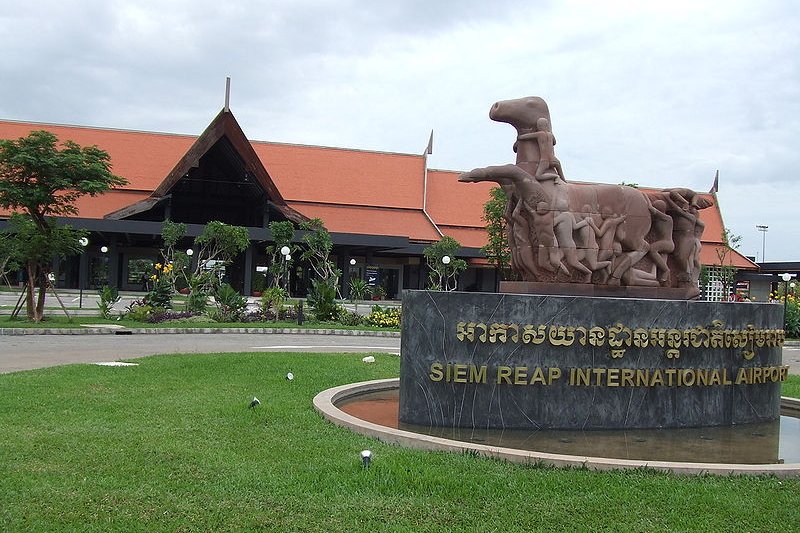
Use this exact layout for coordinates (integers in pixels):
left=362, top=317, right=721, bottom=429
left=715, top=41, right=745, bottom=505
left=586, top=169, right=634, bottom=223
left=424, top=236, right=467, bottom=291
left=300, top=218, right=340, bottom=291
left=481, top=186, right=511, bottom=277
left=715, top=228, right=742, bottom=300
left=0, top=130, right=126, bottom=321
left=266, top=220, right=295, bottom=289
left=0, top=225, right=22, bottom=287
left=191, top=221, right=250, bottom=289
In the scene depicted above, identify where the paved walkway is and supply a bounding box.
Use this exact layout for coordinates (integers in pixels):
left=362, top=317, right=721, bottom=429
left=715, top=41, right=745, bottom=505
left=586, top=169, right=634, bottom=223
left=0, top=331, right=401, bottom=374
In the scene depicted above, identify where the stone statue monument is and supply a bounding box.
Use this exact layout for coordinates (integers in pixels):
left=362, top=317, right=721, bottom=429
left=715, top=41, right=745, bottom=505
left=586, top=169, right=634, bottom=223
left=459, top=96, right=711, bottom=298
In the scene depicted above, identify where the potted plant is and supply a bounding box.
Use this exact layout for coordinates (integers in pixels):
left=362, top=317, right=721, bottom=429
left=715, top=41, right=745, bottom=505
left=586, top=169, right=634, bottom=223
left=251, top=271, right=267, bottom=297
left=371, top=284, right=386, bottom=301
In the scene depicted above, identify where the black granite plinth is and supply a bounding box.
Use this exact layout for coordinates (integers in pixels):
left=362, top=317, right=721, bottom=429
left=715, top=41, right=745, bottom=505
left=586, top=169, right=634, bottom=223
left=399, top=291, right=786, bottom=430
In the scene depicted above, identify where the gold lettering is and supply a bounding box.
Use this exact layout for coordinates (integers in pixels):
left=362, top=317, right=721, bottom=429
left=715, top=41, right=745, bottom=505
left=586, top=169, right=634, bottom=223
left=453, top=364, right=468, bottom=383
left=621, top=369, right=635, bottom=387
left=735, top=368, right=748, bottom=384
left=753, top=367, right=763, bottom=383
left=496, top=366, right=512, bottom=384
left=708, top=369, right=720, bottom=386
left=723, top=368, right=732, bottom=385
left=636, top=369, right=650, bottom=387
left=696, top=369, right=709, bottom=386
left=548, top=367, right=562, bottom=384
left=575, top=368, right=591, bottom=386
left=529, top=367, right=547, bottom=385
left=429, top=363, right=443, bottom=381
left=664, top=368, right=676, bottom=387
left=470, top=365, right=487, bottom=384
left=592, top=368, right=606, bottom=386
left=607, top=368, right=620, bottom=387
left=650, top=370, right=665, bottom=387
left=514, top=366, right=528, bottom=385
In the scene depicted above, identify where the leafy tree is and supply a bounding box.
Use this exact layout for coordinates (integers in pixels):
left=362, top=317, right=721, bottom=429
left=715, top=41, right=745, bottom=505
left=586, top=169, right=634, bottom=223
left=0, top=226, right=22, bottom=286
left=481, top=187, right=511, bottom=275
left=0, top=130, right=126, bottom=321
left=191, top=221, right=249, bottom=291
left=300, top=218, right=341, bottom=292
left=715, top=228, right=742, bottom=300
left=266, top=220, right=295, bottom=289
left=424, top=236, right=467, bottom=291
left=160, top=220, right=188, bottom=292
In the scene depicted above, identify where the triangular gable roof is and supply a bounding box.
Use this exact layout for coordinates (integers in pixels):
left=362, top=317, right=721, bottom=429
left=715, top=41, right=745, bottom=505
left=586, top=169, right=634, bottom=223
left=105, top=110, right=307, bottom=224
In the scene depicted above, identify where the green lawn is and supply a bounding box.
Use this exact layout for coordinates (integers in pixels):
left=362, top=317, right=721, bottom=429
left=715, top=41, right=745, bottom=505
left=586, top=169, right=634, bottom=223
left=1, top=353, right=799, bottom=532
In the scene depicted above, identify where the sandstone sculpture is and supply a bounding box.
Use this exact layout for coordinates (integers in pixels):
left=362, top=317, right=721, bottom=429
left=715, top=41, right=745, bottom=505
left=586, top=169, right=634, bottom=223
left=459, top=96, right=711, bottom=298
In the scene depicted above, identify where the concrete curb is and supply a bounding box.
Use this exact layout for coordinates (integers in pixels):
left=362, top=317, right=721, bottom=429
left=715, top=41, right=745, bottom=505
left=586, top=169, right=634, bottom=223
left=314, top=378, right=800, bottom=478
left=0, top=327, right=400, bottom=337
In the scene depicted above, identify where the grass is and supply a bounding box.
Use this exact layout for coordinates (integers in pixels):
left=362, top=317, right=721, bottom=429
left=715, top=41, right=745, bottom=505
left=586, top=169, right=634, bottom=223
left=0, top=315, right=399, bottom=332
left=1, top=353, right=799, bottom=532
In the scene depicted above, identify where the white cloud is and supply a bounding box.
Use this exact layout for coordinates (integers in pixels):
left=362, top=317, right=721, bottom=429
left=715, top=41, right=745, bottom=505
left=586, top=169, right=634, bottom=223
left=0, top=0, right=798, bottom=258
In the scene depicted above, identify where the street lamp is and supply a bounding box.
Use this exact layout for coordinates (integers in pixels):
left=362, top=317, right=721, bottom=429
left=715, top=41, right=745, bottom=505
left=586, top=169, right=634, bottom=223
left=756, top=225, right=768, bottom=262
left=186, top=248, right=194, bottom=256
left=350, top=258, right=356, bottom=266
left=442, top=255, right=451, bottom=291
left=78, top=237, right=89, bottom=308
left=280, top=246, right=291, bottom=294
left=781, top=273, right=796, bottom=326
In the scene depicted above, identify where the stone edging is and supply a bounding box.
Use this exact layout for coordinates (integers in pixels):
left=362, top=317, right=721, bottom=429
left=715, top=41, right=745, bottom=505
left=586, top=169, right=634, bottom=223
left=0, top=327, right=400, bottom=337
left=313, top=378, right=800, bottom=478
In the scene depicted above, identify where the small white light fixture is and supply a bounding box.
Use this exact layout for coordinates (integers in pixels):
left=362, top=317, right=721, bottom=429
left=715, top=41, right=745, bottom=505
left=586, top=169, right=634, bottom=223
left=442, top=255, right=451, bottom=265
left=248, top=396, right=260, bottom=409
left=350, top=258, right=357, bottom=266
left=280, top=245, right=290, bottom=256
left=286, top=254, right=292, bottom=262
left=78, top=237, right=89, bottom=247
left=360, top=449, right=372, bottom=468
left=362, top=355, right=375, bottom=363
left=186, top=248, right=194, bottom=256
left=286, top=372, right=294, bottom=381
left=100, top=246, right=108, bottom=253
left=780, top=273, right=794, bottom=282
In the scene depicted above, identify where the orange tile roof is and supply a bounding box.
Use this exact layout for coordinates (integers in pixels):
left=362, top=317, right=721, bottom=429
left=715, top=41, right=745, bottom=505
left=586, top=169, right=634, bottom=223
left=700, top=245, right=759, bottom=270
left=253, top=142, right=426, bottom=209
left=0, top=119, right=194, bottom=192
left=426, top=169, right=495, bottom=228
left=0, top=118, right=750, bottom=269
left=440, top=226, right=488, bottom=249
left=286, top=202, right=441, bottom=242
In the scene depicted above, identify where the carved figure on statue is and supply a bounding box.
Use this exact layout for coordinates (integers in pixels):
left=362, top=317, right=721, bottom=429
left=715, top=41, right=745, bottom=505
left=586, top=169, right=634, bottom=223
left=459, top=96, right=713, bottom=299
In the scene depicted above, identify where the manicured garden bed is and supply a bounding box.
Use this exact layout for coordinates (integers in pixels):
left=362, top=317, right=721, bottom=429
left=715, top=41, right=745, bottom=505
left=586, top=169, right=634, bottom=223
left=1, top=352, right=799, bottom=531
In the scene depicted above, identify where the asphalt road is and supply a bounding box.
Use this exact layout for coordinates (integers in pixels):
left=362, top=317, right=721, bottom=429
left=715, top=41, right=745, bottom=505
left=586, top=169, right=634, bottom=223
left=0, top=333, right=401, bottom=374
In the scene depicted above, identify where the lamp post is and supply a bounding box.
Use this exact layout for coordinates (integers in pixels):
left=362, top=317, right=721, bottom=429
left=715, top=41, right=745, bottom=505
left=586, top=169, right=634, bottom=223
left=781, top=273, right=796, bottom=326
left=280, top=246, right=291, bottom=294
left=442, top=255, right=451, bottom=291
left=78, top=237, right=89, bottom=308
left=756, top=225, right=768, bottom=262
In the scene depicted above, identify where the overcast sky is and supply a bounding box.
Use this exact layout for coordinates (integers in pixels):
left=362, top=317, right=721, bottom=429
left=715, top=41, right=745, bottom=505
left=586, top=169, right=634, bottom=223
left=1, top=0, right=798, bottom=261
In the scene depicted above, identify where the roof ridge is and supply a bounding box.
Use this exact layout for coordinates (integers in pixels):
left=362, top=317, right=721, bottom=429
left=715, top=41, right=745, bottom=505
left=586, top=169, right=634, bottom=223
left=0, top=117, right=201, bottom=140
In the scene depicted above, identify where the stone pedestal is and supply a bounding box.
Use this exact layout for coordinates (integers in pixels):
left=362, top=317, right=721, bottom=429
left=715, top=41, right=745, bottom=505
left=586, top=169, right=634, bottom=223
left=399, top=291, right=786, bottom=430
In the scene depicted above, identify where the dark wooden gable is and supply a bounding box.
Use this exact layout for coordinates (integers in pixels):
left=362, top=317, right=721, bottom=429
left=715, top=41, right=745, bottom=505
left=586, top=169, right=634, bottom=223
left=106, top=110, right=307, bottom=226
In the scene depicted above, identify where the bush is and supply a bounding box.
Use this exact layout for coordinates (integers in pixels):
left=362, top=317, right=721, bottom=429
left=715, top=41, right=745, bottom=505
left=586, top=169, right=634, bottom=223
left=338, top=310, right=363, bottom=326
left=364, top=306, right=401, bottom=328
left=148, top=310, right=199, bottom=323
left=260, top=287, right=287, bottom=321
left=97, top=285, right=120, bottom=319
left=125, top=299, right=154, bottom=322
left=213, top=283, right=248, bottom=322
left=307, top=279, right=342, bottom=321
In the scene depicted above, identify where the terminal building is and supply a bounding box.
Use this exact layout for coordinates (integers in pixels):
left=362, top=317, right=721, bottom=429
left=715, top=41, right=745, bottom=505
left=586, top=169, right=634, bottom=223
left=0, top=108, right=758, bottom=300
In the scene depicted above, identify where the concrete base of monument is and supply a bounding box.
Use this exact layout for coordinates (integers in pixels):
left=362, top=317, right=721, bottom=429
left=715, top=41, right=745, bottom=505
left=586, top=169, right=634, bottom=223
left=500, top=281, right=701, bottom=300
left=400, top=290, right=785, bottom=430
left=313, top=379, right=800, bottom=477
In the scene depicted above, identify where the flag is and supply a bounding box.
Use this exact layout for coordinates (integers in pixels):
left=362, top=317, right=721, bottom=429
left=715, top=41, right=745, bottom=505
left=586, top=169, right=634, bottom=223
left=709, top=170, right=719, bottom=193
left=424, top=130, right=433, bottom=155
